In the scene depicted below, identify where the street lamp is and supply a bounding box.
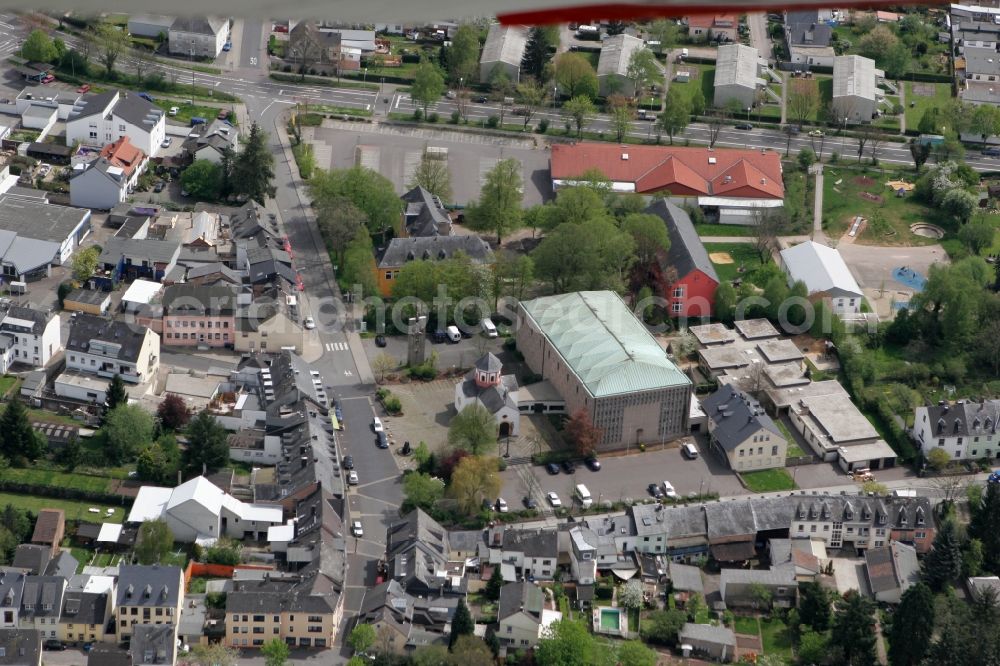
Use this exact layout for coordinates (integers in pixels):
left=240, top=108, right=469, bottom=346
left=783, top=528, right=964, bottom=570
left=552, top=85, right=558, bottom=110
left=363, top=67, right=368, bottom=85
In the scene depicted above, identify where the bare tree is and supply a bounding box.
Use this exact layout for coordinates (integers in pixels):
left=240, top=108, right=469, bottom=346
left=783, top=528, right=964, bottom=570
left=707, top=109, right=728, bottom=148
left=289, top=27, right=322, bottom=80
left=132, top=48, right=156, bottom=86
left=866, top=125, right=884, bottom=165
left=91, top=23, right=130, bottom=78
left=750, top=208, right=779, bottom=262
left=856, top=125, right=873, bottom=163
left=787, top=78, right=819, bottom=128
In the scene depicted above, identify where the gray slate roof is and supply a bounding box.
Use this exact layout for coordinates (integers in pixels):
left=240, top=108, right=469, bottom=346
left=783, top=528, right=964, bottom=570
left=162, top=283, right=238, bottom=315
left=402, top=186, right=451, bottom=237
left=921, top=399, right=1000, bottom=439
left=19, top=576, right=64, bottom=620
left=66, top=314, right=150, bottom=364
left=98, top=237, right=181, bottom=266
left=0, top=629, right=41, bottom=666
left=702, top=386, right=783, bottom=451
left=865, top=541, right=918, bottom=595
left=679, top=622, right=736, bottom=647
left=186, top=262, right=240, bottom=283
left=115, top=565, right=181, bottom=608
left=498, top=581, right=544, bottom=621
left=131, top=623, right=177, bottom=665
left=501, top=528, right=557, bottom=558
left=645, top=199, right=719, bottom=282
left=10, top=546, right=49, bottom=576
left=785, top=11, right=832, bottom=46
left=170, top=16, right=227, bottom=36
left=0, top=307, right=49, bottom=336
left=59, top=590, right=108, bottom=627
left=378, top=235, right=493, bottom=268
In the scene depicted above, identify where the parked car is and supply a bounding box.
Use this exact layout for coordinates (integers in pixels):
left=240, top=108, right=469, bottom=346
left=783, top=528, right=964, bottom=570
left=547, top=491, right=562, bottom=507
left=168, top=106, right=179, bottom=116
left=734, top=122, right=753, bottom=130
left=223, top=41, right=232, bottom=52
left=375, top=335, right=387, bottom=347
left=431, top=329, right=447, bottom=343
left=40, top=74, right=55, bottom=84
left=523, top=496, right=537, bottom=510
left=512, top=107, right=529, bottom=116
left=77, top=83, right=90, bottom=93
left=647, top=483, right=664, bottom=499
left=376, top=432, right=388, bottom=449
left=989, top=471, right=1000, bottom=485
left=808, top=129, right=824, bottom=137
left=561, top=460, right=576, bottom=474
left=584, top=456, right=601, bottom=471
left=372, top=417, right=384, bottom=433
left=190, top=117, right=207, bottom=126
left=545, top=463, right=560, bottom=475
left=342, top=455, right=354, bottom=470
left=984, top=148, right=1000, bottom=158
left=662, top=480, right=678, bottom=499
left=682, top=442, right=699, bottom=459
left=495, top=498, right=509, bottom=513
left=445, top=90, right=457, bottom=99
left=475, top=95, right=488, bottom=103
left=303, top=316, right=316, bottom=329
left=347, top=470, right=359, bottom=485
left=44, top=641, right=65, bottom=651
left=37, top=163, right=51, bottom=177
left=351, top=520, right=363, bottom=537
left=153, top=181, right=166, bottom=193
left=161, top=137, right=172, bottom=148
left=138, top=92, right=154, bottom=102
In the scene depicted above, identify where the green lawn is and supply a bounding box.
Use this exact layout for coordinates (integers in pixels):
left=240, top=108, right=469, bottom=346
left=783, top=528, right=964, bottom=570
left=301, top=103, right=373, bottom=117
left=742, top=468, right=798, bottom=492
left=156, top=101, right=233, bottom=126
left=776, top=420, right=806, bottom=458
left=0, top=467, right=113, bottom=494
left=671, top=63, right=714, bottom=108
left=789, top=77, right=825, bottom=123
left=734, top=615, right=759, bottom=635
left=761, top=617, right=793, bottom=658
left=823, top=165, right=945, bottom=244
left=903, top=81, right=952, bottom=133
left=0, top=491, right=125, bottom=523
left=694, top=223, right=755, bottom=237
left=0, top=375, right=18, bottom=397
left=703, top=242, right=764, bottom=284
left=28, top=409, right=81, bottom=426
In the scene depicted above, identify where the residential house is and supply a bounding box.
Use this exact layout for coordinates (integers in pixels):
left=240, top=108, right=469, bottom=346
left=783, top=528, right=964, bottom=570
left=784, top=10, right=836, bottom=68
left=479, top=24, right=529, bottom=83
left=94, top=237, right=181, bottom=288
left=130, top=623, right=177, bottom=665
left=227, top=430, right=282, bottom=466
left=127, top=14, right=175, bottom=39
left=668, top=562, right=704, bottom=597
left=376, top=235, right=494, bottom=298
left=287, top=21, right=360, bottom=75
left=645, top=199, right=719, bottom=317
left=185, top=263, right=241, bottom=287
left=161, top=284, right=238, bottom=348
left=0, top=196, right=92, bottom=280
left=497, top=582, right=561, bottom=651
left=18, top=576, right=66, bottom=641
left=597, top=34, right=646, bottom=97
left=29, top=511, right=64, bottom=557
left=832, top=55, right=882, bottom=123
left=714, top=44, right=765, bottom=109
left=702, top=386, right=787, bottom=471
left=550, top=143, right=785, bottom=224
left=70, top=137, right=149, bottom=210
left=10, top=547, right=50, bottom=576
left=686, top=14, right=738, bottom=42
left=66, top=91, right=166, bottom=158
left=182, top=119, right=238, bottom=165
left=768, top=538, right=823, bottom=580
left=233, top=290, right=304, bottom=354
left=678, top=623, right=736, bottom=662
left=128, top=475, right=283, bottom=542
left=498, top=528, right=558, bottom=580
left=386, top=510, right=467, bottom=597
left=114, top=565, right=183, bottom=639
left=583, top=513, right=639, bottom=555
left=0, top=307, right=61, bottom=372
left=0, top=629, right=41, bottom=666
left=65, top=314, right=160, bottom=384
left=454, top=353, right=520, bottom=437
left=356, top=580, right=457, bottom=653
left=15, top=86, right=82, bottom=121
left=791, top=495, right=935, bottom=554
left=0, top=571, right=26, bottom=628
left=865, top=541, right=919, bottom=604
left=400, top=186, right=451, bottom=237
left=225, top=583, right=341, bottom=650
left=517, top=291, right=691, bottom=450
left=57, top=591, right=111, bottom=645
left=168, top=17, right=228, bottom=59
left=719, top=567, right=797, bottom=608
left=913, top=399, right=1000, bottom=462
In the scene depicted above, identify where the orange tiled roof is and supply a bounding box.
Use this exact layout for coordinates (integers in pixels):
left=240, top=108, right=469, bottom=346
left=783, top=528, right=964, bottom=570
left=99, top=136, right=146, bottom=177
left=687, top=13, right=737, bottom=28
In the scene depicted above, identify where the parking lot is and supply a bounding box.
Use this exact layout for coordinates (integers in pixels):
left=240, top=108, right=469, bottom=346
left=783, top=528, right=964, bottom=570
left=309, top=120, right=553, bottom=206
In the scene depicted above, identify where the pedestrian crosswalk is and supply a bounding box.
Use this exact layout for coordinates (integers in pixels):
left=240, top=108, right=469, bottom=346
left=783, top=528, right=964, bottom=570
left=325, top=341, right=349, bottom=352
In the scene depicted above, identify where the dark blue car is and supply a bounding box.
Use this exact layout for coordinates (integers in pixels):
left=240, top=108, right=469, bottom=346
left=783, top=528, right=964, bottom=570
left=989, top=471, right=1000, bottom=485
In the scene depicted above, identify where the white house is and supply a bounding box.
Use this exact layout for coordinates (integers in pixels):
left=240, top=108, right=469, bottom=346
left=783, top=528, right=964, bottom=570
left=20, top=106, right=56, bottom=134
left=479, top=24, right=528, bottom=83
left=913, top=399, right=1000, bottom=461
left=778, top=241, right=864, bottom=314
left=454, top=353, right=520, bottom=438
left=168, top=17, right=228, bottom=59
left=597, top=34, right=646, bottom=97
left=227, top=430, right=282, bottom=465
left=128, top=476, right=283, bottom=543
left=714, top=44, right=765, bottom=109
left=15, top=86, right=81, bottom=121
left=0, top=307, right=61, bottom=372
left=497, top=582, right=561, bottom=651
left=70, top=136, right=148, bottom=210
left=497, top=528, right=558, bottom=580
left=65, top=313, right=160, bottom=384
left=832, top=55, right=882, bottom=123
left=65, top=91, right=166, bottom=158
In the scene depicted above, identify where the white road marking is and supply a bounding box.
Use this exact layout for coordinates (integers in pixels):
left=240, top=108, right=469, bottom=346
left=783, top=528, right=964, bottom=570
left=325, top=342, right=350, bottom=351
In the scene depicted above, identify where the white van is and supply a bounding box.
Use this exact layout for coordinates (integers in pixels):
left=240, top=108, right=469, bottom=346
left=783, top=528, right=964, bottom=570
left=682, top=442, right=699, bottom=459
left=446, top=325, right=461, bottom=343
left=481, top=318, right=498, bottom=338
left=575, top=483, right=593, bottom=508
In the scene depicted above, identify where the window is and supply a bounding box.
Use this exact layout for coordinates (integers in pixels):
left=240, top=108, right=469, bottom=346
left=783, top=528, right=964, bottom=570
left=739, top=449, right=745, bottom=457
left=307, top=616, right=322, bottom=622
left=506, top=626, right=512, bottom=634
left=253, top=627, right=264, bottom=634
left=385, top=272, right=393, bottom=280
left=772, top=445, right=778, bottom=456
left=810, top=525, right=816, bottom=532
left=671, top=303, right=683, bottom=313
left=938, top=439, right=945, bottom=446
left=253, top=615, right=265, bottom=622
left=672, top=287, right=684, bottom=298
left=915, top=531, right=926, bottom=539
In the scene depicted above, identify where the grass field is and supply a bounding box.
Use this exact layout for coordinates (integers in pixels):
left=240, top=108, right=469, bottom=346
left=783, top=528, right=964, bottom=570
left=694, top=223, right=755, bottom=237
left=776, top=420, right=806, bottom=458
left=734, top=615, right=759, bottom=635
left=0, top=467, right=113, bottom=494
left=156, top=101, right=232, bottom=126
left=742, top=468, right=797, bottom=492
left=703, top=242, right=764, bottom=284
left=822, top=165, right=944, bottom=244
left=670, top=63, right=715, bottom=108
left=0, top=491, right=125, bottom=523
left=28, top=409, right=82, bottom=426
left=761, top=617, right=793, bottom=658
left=0, top=375, right=18, bottom=398
left=903, top=81, right=952, bottom=133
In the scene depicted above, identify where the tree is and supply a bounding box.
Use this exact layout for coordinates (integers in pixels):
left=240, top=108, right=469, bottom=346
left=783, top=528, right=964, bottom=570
left=91, top=23, right=130, bottom=77
left=858, top=25, right=900, bottom=62
left=448, top=404, right=497, bottom=455
left=623, top=213, right=670, bottom=269
left=490, top=250, right=534, bottom=309
left=22, top=29, right=56, bottom=63
left=971, top=103, right=1000, bottom=142
left=887, top=582, right=934, bottom=666
left=927, top=446, right=952, bottom=471
left=104, top=404, right=154, bottom=464
left=412, top=646, right=450, bottom=666
left=706, top=109, right=727, bottom=148
left=71, top=246, right=100, bottom=283
left=617, top=641, right=656, bottom=666
left=881, top=42, right=911, bottom=79
left=402, top=472, right=445, bottom=511
left=136, top=443, right=175, bottom=485
left=0, top=396, right=45, bottom=463
left=830, top=592, right=878, bottom=666
left=132, top=47, right=156, bottom=86
left=448, top=24, right=480, bottom=84
left=448, top=635, right=493, bottom=666
left=488, top=66, right=515, bottom=126
left=971, top=483, right=1000, bottom=572
left=465, top=158, right=523, bottom=243
left=714, top=282, right=737, bottom=324
left=959, top=218, right=996, bottom=254
left=309, top=167, right=402, bottom=237
left=522, top=26, right=557, bottom=79
left=486, top=564, right=504, bottom=600
left=798, top=581, right=832, bottom=631
left=103, top=374, right=128, bottom=411
left=449, top=598, right=473, bottom=648
left=535, top=618, right=598, bottom=666
left=625, top=47, right=659, bottom=100
left=183, top=410, right=229, bottom=474
left=553, top=52, right=598, bottom=100
left=798, top=147, right=816, bottom=171
left=564, top=409, right=603, bottom=457
left=261, top=639, right=289, bottom=666
left=562, top=95, right=596, bottom=138
left=941, top=189, right=977, bottom=225
left=515, top=77, right=546, bottom=130
left=59, top=435, right=83, bottom=472
left=658, top=87, right=690, bottom=144
left=690, top=86, right=706, bottom=117
left=348, top=624, right=376, bottom=654
left=371, top=353, right=396, bottom=382
left=449, top=455, right=501, bottom=514
left=187, top=644, right=240, bottom=666
left=788, top=78, right=819, bottom=127
left=640, top=609, right=687, bottom=646
left=607, top=94, right=634, bottom=142
left=229, top=123, right=276, bottom=204
left=135, top=519, right=173, bottom=565
left=747, top=582, right=773, bottom=610
left=798, top=629, right=829, bottom=665
left=316, top=197, right=365, bottom=268
left=647, top=19, right=679, bottom=54
left=909, top=138, right=931, bottom=172
left=409, top=153, right=452, bottom=201
left=411, top=59, right=446, bottom=115
left=533, top=218, right=635, bottom=293
left=181, top=160, right=223, bottom=200
left=751, top=210, right=779, bottom=262
left=206, top=538, right=242, bottom=565
left=618, top=580, right=643, bottom=610
left=157, top=393, right=190, bottom=431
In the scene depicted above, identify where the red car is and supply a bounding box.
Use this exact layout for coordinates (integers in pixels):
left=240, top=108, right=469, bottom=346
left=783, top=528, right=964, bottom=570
left=273, top=24, right=288, bottom=33
left=77, top=84, right=90, bottom=93
left=40, top=74, right=54, bottom=84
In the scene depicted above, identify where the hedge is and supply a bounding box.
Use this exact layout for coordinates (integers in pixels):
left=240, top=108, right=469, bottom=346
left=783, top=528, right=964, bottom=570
left=0, top=479, right=126, bottom=506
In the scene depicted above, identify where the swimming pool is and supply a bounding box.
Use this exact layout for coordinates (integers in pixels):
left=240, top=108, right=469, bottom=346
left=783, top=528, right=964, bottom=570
left=600, top=608, right=621, bottom=631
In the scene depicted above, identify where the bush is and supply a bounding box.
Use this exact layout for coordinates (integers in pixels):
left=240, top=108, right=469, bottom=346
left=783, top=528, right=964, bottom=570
left=487, top=115, right=499, bottom=128
left=830, top=152, right=840, bottom=164
left=428, top=112, right=439, bottom=123
left=538, top=118, right=549, bottom=133
left=384, top=395, right=402, bottom=415
left=412, top=108, right=423, bottom=121
left=451, top=110, right=460, bottom=124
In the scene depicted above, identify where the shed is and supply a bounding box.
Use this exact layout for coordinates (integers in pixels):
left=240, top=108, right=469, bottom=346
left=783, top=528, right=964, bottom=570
left=63, top=289, right=111, bottom=315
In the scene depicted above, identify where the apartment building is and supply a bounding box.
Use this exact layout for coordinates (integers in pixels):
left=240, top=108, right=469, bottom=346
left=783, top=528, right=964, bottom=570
left=114, top=565, right=183, bottom=639
left=913, top=399, right=1000, bottom=461
left=65, top=314, right=160, bottom=384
